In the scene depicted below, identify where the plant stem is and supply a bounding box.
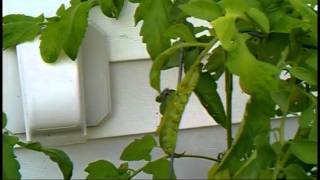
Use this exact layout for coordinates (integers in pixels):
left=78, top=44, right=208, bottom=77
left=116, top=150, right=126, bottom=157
left=128, top=152, right=220, bottom=179
left=225, top=69, right=233, bottom=148
left=279, top=115, right=286, bottom=145
left=173, top=153, right=220, bottom=162
left=177, top=48, right=184, bottom=83
left=128, top=155, right=168, bottom=180
left=273, top=127, right=304, bottom=179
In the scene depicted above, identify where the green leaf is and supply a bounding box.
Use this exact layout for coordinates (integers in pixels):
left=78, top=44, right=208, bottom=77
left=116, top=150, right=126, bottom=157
left=236, top=18, right=256, bottom=32
left=161, top=49, right=181, bottom=70
left=272, top=81, right=311, bottom=114
left=149, top=42, right=207, bottom=92
left=284, top=164, right=313, bottom=179
left=218, top=0, right=262, bottom=14
left=288, top=67, right=317, bottom=86
left=39, top=19, right=65, bottom=62
left=259, top=169, right=274, bottom=179
left=291, top=140, right=317, bottom=164
left=233, top=132, right=276, bottom=179
left=246, top=8, right=270, bottom=33
left=209, top=97, right=272, bottom=177
left=70, top=0, right=82, bottom=6
left=305, top=51, right=317, bottom=70
left=168, top=0, right=189, bottom=23
left=271, top=89, right=290, bottom=114
left=117, top=162, right=129, bottom=175
left=233, top=152, right=259, bottom=179
left=62, top=1, right=92, bottom=60
left=211, top=14, right=238, bottom=51
left=3, top=14, right=43, bottom=24
left=3, top=112, right=7, bottom=128
left=3, top=14, right=44, bottom=49
left=194, top=73, right=227, bottom=128
left=289, top=0, right=317, bottom=45
left=40, top=1, right=91, bottom=62
left=85, top=160, right=119, bottom=179
left=226, top=34, right=279, bottom=100
left=212, top=168, right=231, bottom=179
left=308, top=120, right=317, bottom=141
left=204, top=46, right=226, bottom=73
left=179, top=0, right=224, bottom=21
left=3, top=134, right=21, bottom=180
left=165, top=24, right=196, bottom=42
left=100, top=0, right=124, bottom=19
left=56, top=4, right=67, bottom=16
left=18, top=142, right=73, bottom=179
left=298, top=105, right=316, bottom=128
left=247, top=33, right=290, bottom=65
left=143, top=157, right=176, bottom=180
left=131, top=0, right=172, bottom=59
left=268, top=11, right=309, bottom=33
left=120, top=135, right=157, bottom=161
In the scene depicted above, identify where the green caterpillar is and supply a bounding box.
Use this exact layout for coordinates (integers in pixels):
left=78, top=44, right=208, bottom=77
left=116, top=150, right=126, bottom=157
left=157, top=64, right=200, bottom=154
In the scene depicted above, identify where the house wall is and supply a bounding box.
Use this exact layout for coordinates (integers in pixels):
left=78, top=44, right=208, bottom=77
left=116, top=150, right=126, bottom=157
left=15, top=120, right=298, bottom=179
left=3, top=0, right=299, bottom=179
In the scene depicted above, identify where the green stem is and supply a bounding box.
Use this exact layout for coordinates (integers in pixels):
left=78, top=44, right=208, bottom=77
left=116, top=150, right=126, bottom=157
left=225, top=69, right=233, bottom=148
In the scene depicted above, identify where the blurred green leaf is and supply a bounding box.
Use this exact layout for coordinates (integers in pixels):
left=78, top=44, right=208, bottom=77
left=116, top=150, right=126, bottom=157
left=62, top=1, right=92, bottom=60
left=18, top=142, right=73, bottom=179
left=305, top=51, right=317, bottom=70
left=268, top=11, right=309, bottom=33
left=211, top=14, right=238, bottom=51
left=226, top=35, right=280, bottom=101
left=165, top=24, right=196, bottom=42
left=247, top=33, right=290, bottom=65
left=205, top=46, right=226, bottom=73
left=3, top=112, right=7, bottom=128
left=289, top=67, right=317, bottom=86
left=3, top=134, right=21, bottom=180
left=85, top=160, right=119, bottom=179
left=143, top=157, right=176, bottom=180
left=308, top=119, right=317, bottom=141
left=179, top=0, right=224, bottom=21
left=246, top=8, right=270, bottom=33
left=291, top=140, right=317, bottom=164
left=298, top=105, right=316, bottom=128
left=131, top=0, right=172, bottom=59
left=150, top=42, right=206, bottom=92
left=289, top=0, right=317, bottom=45
left=209, top=97, right=272, bottom=177
left=3, top=14, right=44, bottom=49
left=284, top=164, right=313, bottom=179
left=271, top=89, right=290, bottom=114
left=120, top=135, right=157, bottom=161
left=100, top=0, right=124, bottom=19
left=40, top=1, right=91, bottom=62
left=194, top=73, right=227, bottom=128
left=218, top=0, right=262, bottom=14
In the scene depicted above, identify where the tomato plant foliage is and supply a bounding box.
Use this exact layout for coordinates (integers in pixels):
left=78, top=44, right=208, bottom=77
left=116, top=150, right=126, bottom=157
left=2, top=0, right=318, bottom=179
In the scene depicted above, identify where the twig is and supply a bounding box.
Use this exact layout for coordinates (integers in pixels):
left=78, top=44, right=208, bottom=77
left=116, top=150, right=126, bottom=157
left=173, top=153, right=220, bottom=162
left=225, top=69, right=233, bottom=148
